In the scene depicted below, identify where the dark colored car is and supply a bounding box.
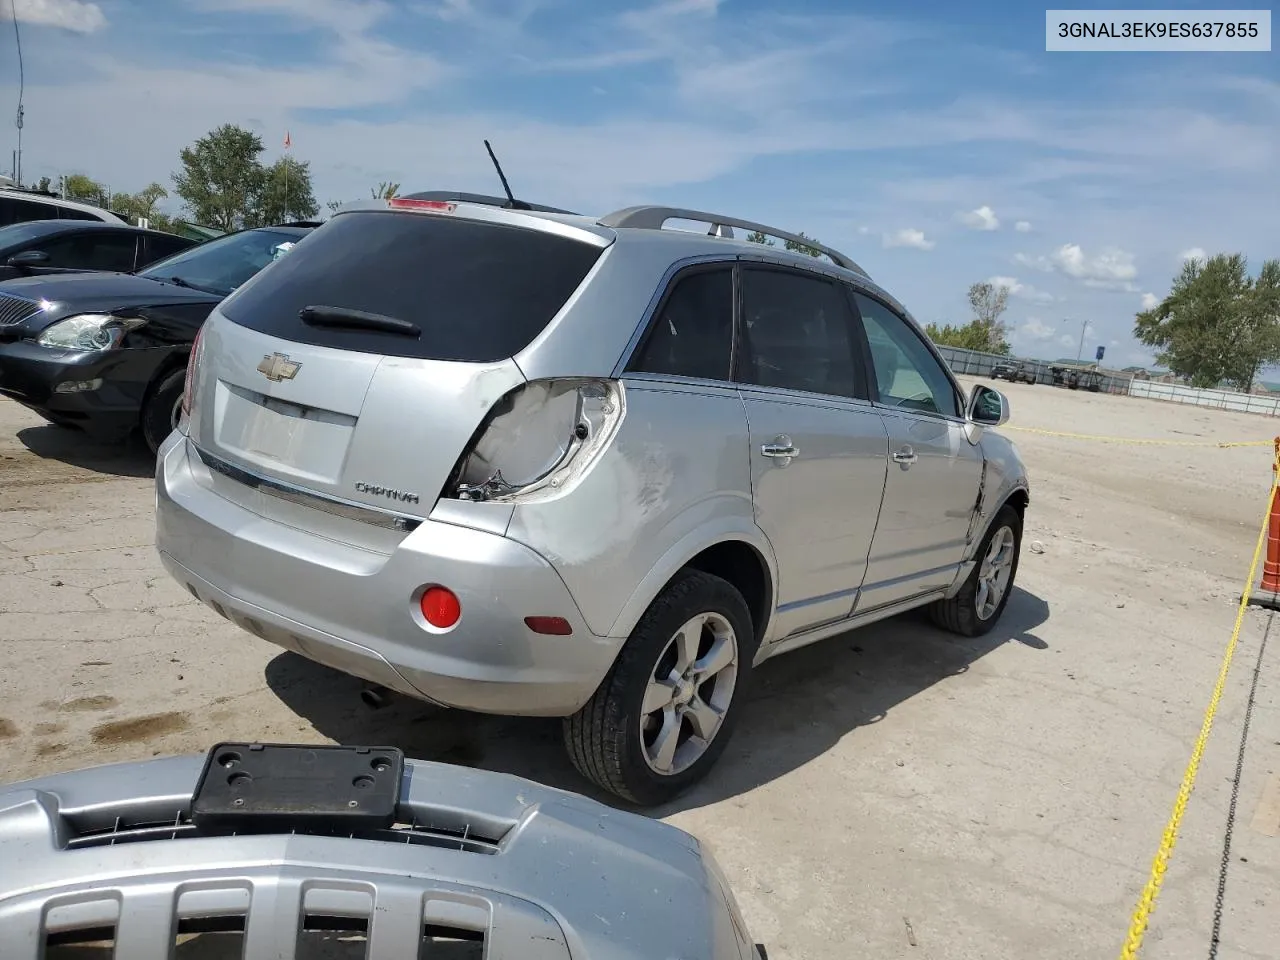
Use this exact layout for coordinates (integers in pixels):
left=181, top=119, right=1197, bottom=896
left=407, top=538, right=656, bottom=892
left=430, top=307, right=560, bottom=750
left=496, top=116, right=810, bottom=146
left=991, top=359, right=1037, bottom=384
left=0, top=224, right=313, bottom=452
left=0, top=219, right=198, bottom=282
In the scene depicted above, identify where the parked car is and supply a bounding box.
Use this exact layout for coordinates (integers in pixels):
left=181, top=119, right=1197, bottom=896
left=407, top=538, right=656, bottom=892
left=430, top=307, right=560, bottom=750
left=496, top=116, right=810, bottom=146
left=0, top=219, right=198, bottom=282
left=156, top=197, right=1031, bottom=805
left=990, top=359, right=1037, bottom=384
left=0, top=186, right=125, bottom=225
left=0, top=742, right=768, bottom=959
left=0, top=224, right=313, bottom=452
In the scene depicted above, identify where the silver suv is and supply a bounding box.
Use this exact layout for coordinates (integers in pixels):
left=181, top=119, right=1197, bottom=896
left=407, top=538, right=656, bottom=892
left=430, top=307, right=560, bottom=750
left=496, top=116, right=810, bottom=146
left=156, top=196, right=1030, bottom=805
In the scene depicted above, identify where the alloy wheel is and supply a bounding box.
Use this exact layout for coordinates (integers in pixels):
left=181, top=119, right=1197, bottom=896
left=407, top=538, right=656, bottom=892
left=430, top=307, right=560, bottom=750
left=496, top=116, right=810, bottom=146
left=975, top=525, right=1015, bottom=620
left=639, top=612, right=739, bottom=776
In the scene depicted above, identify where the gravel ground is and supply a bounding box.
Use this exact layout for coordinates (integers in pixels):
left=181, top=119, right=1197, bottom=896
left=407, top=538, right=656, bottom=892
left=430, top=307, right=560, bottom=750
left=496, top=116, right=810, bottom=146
left=1, top=378, right=1279, bottom=959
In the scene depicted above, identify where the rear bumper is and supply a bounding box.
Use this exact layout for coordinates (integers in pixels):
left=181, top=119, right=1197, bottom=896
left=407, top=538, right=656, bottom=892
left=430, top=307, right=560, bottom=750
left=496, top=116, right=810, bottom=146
left=0, top=339, right=159, bottom=439
left=155, top=433, right=623, bottom=717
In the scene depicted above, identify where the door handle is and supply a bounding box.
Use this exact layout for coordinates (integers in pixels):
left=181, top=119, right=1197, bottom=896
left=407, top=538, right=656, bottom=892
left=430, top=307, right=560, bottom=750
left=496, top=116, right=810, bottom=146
left=892, top=446, right=917, bottom=467
left=761, top=436, right=799, bottom=462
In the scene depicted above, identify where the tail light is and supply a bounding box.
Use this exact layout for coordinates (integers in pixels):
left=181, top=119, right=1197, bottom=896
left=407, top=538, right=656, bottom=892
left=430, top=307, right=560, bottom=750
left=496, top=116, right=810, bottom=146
left=181, top=326, right=204, bottom=422
left=448, top=379, right=625, bottom=503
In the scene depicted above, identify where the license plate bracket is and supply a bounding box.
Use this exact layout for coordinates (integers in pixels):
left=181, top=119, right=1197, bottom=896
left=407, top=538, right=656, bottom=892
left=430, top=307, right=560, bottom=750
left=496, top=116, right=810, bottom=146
left=192, top=742, right=403, bottom=833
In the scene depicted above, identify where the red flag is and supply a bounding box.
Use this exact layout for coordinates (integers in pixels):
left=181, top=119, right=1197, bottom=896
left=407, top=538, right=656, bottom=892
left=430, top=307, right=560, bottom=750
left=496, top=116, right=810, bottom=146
left=284, top=130, right=292, bottom=149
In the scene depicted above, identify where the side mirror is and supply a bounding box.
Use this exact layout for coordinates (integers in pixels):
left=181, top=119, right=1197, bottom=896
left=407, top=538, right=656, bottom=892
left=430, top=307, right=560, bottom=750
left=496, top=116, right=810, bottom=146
left=968, top=383, right=1009, bottom=427
left=6, top=249, right=49, bottom=268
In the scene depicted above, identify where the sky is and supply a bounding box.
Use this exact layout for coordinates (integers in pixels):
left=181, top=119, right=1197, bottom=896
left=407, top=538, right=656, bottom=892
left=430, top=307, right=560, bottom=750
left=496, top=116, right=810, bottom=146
left=2, top=0, right=1278, bottom=369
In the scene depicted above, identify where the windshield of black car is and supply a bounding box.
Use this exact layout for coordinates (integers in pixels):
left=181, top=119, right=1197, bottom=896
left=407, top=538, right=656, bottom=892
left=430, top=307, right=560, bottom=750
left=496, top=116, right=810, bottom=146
left=137, top=228, right=302, bottom=295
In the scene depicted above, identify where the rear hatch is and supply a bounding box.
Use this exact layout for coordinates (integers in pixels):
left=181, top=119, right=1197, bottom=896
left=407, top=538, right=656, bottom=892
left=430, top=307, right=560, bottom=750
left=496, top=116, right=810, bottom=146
left=186, top=204, right=611, bottom=518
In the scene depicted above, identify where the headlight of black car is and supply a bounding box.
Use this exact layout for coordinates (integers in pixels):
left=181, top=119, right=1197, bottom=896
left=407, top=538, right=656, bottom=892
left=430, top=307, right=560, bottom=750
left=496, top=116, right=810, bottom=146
left=35, top=314, right=146, bottom=351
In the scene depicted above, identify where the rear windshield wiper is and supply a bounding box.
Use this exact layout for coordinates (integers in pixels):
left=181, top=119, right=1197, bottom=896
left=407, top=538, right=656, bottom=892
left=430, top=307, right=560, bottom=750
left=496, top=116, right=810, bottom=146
left=299, top=305, right=421, bottom=337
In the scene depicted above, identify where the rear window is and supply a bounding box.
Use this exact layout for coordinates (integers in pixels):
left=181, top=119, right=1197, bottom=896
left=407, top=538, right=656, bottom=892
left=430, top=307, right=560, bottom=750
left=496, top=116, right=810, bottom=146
left=220, top=210, right=605, bottom=362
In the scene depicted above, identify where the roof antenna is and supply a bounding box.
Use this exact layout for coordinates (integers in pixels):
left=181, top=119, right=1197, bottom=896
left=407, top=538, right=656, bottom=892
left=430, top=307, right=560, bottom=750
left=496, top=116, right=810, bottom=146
left=483, top=139, right=531, bottom=211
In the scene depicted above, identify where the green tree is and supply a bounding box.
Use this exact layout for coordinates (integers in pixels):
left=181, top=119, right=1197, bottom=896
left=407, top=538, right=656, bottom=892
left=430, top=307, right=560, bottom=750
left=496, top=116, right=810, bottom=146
left=173, top=124, right=269, bottom=232
left=744, top=230, right=774, bottom=246
left=1136, top=253, right=1280, bottom=391
left=110, top=182, right=172, bottom=230
left=63, top=173, right=106, bottom=206
left=34, top=176, right=52, bottom=193
left=949, top=281, right=1011, bottom=354
left=926, top=320, right=1006, bottom=353
left=784, top=231, right=822, bottom=258
left=371, top=181, right=400, bottom=199
left=257, top=155, right=319, bottom=224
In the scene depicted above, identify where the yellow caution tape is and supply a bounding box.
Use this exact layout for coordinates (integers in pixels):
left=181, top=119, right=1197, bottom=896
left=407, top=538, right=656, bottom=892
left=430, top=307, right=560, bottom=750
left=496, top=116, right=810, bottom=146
left=1117, top=446, right=1279, bottom=959
left=1005, top=425, right=1273, bottom=448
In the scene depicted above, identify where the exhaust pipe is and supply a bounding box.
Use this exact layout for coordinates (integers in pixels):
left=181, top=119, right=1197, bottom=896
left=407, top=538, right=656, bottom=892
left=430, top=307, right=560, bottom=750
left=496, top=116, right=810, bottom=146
left=360, top=684, right=389, bottom=710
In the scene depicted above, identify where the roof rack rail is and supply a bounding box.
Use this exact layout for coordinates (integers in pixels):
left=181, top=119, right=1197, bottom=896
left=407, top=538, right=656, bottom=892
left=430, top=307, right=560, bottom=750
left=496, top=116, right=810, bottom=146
left=402, top=190, right=579, bottom=216
left=598, top=205, right=868, bottom=277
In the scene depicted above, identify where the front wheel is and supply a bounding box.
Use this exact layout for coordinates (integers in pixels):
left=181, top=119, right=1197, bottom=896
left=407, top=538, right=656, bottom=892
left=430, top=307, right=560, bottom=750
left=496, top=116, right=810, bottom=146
left=564, top=569, right=756, bottom=806
left=928, top=505, right=1022, bottom=637
left=140, top=369, right=186, bottom=456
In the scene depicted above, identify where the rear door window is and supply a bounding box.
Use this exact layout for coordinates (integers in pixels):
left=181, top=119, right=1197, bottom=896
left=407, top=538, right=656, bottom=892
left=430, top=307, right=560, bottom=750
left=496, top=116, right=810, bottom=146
left=220, top=211, right=605, bottom=362
left=627, top=266, right=733, bottom=382
left=737, top=266, right=866, bottom=400
left=34, top=231, right=138, bottom=271
left=0, top=197, right=59, bottom=226
left=142, top=233, right=195, bottom=266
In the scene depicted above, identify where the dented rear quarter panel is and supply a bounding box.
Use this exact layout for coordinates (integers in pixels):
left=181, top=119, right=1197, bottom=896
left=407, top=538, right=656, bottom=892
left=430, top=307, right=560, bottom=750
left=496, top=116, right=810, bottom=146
left=502, top=379, right=773, bottom=640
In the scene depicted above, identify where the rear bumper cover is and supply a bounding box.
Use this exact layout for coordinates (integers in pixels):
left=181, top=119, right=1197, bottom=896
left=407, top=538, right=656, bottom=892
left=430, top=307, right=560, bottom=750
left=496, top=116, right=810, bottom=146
left=155, top=433, right=623, bottom=717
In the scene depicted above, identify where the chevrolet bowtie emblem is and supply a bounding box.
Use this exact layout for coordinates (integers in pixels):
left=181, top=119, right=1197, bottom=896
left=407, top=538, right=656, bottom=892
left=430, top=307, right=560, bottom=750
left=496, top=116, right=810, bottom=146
left=257, top=352, right=301, bottom=382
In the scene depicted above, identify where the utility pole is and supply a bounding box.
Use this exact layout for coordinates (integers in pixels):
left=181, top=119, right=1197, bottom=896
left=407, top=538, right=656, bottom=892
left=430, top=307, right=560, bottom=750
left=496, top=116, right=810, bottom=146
left=1065, top=317, right=1090, bottom=363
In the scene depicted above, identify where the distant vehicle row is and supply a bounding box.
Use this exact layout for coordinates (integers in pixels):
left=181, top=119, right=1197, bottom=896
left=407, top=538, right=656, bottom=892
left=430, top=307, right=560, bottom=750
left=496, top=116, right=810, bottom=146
left=0, top=221, right=314, bottom=451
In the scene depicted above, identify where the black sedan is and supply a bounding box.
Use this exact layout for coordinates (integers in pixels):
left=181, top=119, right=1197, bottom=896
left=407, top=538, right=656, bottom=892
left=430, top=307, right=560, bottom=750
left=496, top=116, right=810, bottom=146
left=0, top=219, right=198, bottom=282
left=0, top=224, right=313, bottom=452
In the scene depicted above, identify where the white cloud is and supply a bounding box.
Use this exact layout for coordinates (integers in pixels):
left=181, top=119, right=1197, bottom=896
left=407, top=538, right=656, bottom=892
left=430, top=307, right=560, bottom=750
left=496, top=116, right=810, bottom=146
left=883, top=228, right=935, bottom=250
left=1014, top=220, right=1032, bottom=232
left=1059, top=334, right=1076, bottom=349
left=988, top=275, right=1054, bottom=303
left=1015, top=243, right=1138, bottom=291
left=1017, top=317, right=1055, bottom=341
left=1141, top=291, right=1159, bottom=310
left=1180, top=247, right=1207, bottom=263
left=959, top=205, right=1000, bottom=230
left=856, top=225, right=871, bottom=235
left=1052, top=243, right=1137, bottom=282
left=12, top=0, right=105, bottom=32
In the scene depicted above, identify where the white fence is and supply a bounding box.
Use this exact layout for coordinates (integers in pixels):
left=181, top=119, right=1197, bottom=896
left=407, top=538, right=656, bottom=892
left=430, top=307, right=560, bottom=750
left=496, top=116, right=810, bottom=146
left=933, top=345, right=1132, bottom=394
left=930, top=343, right=1280, bottom=417
left=1128, top=379, right=1280, bottom=416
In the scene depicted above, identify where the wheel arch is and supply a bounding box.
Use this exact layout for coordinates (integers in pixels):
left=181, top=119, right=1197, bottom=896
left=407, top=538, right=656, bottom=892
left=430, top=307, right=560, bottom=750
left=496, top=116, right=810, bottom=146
left=137, top=347, right=191, bottom=423
left=606, top=523, right=778, bottom=650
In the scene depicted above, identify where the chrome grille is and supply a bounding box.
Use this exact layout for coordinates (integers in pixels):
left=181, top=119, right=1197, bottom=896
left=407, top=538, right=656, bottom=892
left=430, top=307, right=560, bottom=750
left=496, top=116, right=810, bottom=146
left=0, top=292, right=43, bottom=327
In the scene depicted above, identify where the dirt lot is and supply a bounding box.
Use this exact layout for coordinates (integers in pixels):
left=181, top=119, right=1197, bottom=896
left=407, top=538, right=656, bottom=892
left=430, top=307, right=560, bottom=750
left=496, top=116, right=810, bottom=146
left=2, top=379, right=1279, bottom=960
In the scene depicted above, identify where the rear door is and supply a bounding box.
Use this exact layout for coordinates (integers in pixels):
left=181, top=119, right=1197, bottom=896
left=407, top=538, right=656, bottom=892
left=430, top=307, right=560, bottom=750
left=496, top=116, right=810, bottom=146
left=852, top=291, right=983, bottom=610
left=188, top=207, right=610, bottom=517
left=735, top=264, right=889, bottom=640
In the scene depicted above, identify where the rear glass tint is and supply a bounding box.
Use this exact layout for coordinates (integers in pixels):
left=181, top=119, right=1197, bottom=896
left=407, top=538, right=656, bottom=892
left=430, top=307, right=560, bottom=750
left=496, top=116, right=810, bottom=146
left=220, top=210, right=605, bottom=362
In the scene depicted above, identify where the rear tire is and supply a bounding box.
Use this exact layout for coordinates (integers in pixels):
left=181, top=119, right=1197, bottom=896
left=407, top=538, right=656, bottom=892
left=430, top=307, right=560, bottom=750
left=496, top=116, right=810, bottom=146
left=564, top=569, right=757, bottom=806
left=929, top=505, right=1022, bottom=637
left=140, top=369, right=186, bottom=456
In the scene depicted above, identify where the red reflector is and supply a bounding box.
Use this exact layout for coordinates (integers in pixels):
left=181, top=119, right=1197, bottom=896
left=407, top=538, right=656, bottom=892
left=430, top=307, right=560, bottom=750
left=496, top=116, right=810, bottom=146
left=388, top=198, right=456, bottom=213
left=524, top=616, right=572, bottom=636
left=420, top=586, right=461, bottom=628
